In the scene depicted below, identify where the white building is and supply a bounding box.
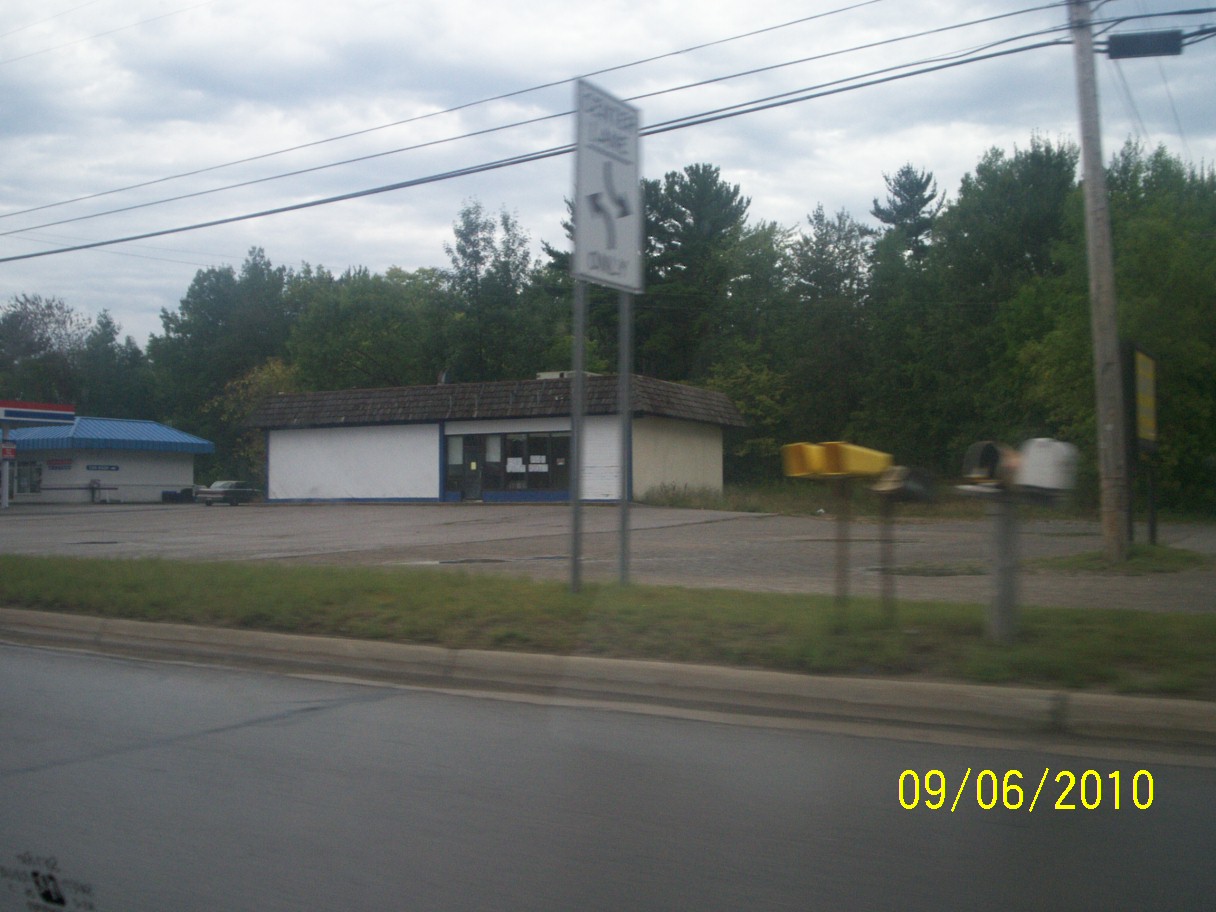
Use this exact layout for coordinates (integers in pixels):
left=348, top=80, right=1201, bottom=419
left=250, top=375, right=745, bottom=503
left=9, top=417, right=213, bottom=504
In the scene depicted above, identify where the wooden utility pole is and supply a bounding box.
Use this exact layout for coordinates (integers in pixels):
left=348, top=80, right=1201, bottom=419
left=1069, top=0, right=1130, bottom=561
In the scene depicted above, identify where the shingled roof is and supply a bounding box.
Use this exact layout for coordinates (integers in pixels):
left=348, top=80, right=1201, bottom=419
left=249, top=375, right=745, bottom=430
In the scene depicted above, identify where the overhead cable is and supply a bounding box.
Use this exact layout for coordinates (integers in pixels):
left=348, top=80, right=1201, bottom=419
left=0, top=39, right=1065, bottom=265
left=0, top=0, right=889, bottom=220
left=2, top=8, right=1073, bottom=236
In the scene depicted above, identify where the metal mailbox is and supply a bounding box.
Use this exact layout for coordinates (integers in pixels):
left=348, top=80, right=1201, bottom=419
left=1015, top=438, right=1078, bottom=494
left=782, top=441, right=892, bottom=478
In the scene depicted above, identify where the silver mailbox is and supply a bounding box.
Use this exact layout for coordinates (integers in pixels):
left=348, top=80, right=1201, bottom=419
left=1015, top=438, right=1077, bottom=493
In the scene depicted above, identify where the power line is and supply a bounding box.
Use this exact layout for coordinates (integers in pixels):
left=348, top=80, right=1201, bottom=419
left=643, top=40, right=1070, bottom=135
left=0, top=0, right=221, bottom=65
left=0, top=0, right=889, bottom=221
left=0, top=0, right=109, bottom=40
left=0, top=38, right=1066, bottom=265
left=2, top=5, right=1070, bottom=237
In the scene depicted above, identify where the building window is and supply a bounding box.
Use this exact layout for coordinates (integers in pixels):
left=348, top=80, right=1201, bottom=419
left=16, top=461, right=41, bottom=494
left=446, top=432, right=571, bottom=497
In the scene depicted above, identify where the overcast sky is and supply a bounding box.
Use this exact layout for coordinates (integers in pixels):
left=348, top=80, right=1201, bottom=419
left=2, top=0, right=1212, bottom=346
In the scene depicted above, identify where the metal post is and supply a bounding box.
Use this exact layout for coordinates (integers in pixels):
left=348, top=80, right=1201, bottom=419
left=879, top=495, right=895, bottom=627
left=1, top=426, right=9, bottom=510
left=990, top=491, right=1019, bottom=644
left=617, top=290, right=633, bottom=586
left=1070, top=0, right=1130, bottom=562
left=835, top=477, right=852, bottom=626
left=1147, top=460, right=1158, bottom=546
left=570, top=280, right=587, bottom=593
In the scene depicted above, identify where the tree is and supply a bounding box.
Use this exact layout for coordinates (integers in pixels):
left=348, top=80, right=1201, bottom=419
left=932, top=137, right=1079, bottom=307
left=779, top=207, right=874, bottom=444
left=205, top=358, right=301, bottom=485
left=442, top=201, right=545, bottom=381
left=1022, top=143, right=1216, bottom=509
left=148, top=248, right=298, bottom=474
left=77, top=310, right=155, bottom=418
left=637, top=163, right=752, bottom=380
left=854, top=142, right=1083, bottom=472
left=870, top=164, right=943, bottom=259
left=0, top=294, right=91, bottom=403
left=289, top=266, right=452, bottom=390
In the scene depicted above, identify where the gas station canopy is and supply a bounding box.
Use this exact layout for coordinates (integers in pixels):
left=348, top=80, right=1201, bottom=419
left=1, top=401, right=76, bottom=426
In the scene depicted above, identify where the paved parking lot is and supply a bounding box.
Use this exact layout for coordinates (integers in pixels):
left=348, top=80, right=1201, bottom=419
left=2, top=502, right=1213, bottom=611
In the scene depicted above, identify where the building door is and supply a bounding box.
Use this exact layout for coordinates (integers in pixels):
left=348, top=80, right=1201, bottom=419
left=461, top=436, right=483, bottom=501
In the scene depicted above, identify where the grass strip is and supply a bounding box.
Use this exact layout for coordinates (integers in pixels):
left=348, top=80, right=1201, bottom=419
left=1, top=555, right=1214, bottom=699
left=1029, top=544, right=1212, bottom=575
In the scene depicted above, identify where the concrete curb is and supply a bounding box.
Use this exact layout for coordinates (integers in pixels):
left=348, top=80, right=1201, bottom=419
left=3, top=607, right=1214, bottom=749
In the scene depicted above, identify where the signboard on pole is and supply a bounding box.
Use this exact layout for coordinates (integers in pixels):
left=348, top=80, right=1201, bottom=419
left=1, top=442, right=15, bottom=461
left=573, top=80, right=643, bottom=294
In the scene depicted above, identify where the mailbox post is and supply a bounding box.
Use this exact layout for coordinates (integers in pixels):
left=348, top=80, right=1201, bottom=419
left=959, top=438, right=1078, bottom=644
left=871, top=466, right=935, bottom=627
left=782, top=441, right=893, bottom=627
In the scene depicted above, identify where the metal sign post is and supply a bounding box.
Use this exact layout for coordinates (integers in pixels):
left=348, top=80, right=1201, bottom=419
left=1, top=429, right=10, bottom=511
left=617, top=289, right=633, bottom=585
left=570, top=281, right=587, bottom=592
left=571, top=80, right=642, bottom=591
left=1133, top=348, right=1159, bottom=545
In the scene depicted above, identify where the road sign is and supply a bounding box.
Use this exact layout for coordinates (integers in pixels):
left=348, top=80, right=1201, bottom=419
left=1, top=442, right=15, bottom=461
left=573, top=80, right=643, bottom=293
left=1134, top=349, right=1157, bottom=454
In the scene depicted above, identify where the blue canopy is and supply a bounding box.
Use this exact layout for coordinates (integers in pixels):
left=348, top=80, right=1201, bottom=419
left=11, top=417, right=214, bottom=455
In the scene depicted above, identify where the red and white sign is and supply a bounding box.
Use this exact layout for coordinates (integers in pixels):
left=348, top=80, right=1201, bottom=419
left=1, top=442, right=15, bottom=461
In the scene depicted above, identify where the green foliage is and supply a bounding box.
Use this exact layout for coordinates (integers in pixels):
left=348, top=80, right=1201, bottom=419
left=288, top=266, right=450, bottom=390
left=0, top=295, right=152, bottom=416
left=870, top=163, right=942, bottom=259
left=147, top=248, right=298, bottom=476
left=0, top=294, right=91, bottom=403
left=1018, top=143, right=1216, bottom=509
left=442, top=201, right=556, bottom=382
left=204, top=358, right=301, bottom=485
left=1031, top=544, right=1210, bottom=575
left=637, top=164, right=753, bottom=380
left=78, top=310, right=155, bottom=419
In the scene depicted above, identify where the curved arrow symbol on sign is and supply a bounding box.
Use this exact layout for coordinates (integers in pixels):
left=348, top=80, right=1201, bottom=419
left=587, top=161, right=631, bottom=250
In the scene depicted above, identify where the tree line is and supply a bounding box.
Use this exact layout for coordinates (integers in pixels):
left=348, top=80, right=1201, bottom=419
left=3, top=138, right=1213, bottom=510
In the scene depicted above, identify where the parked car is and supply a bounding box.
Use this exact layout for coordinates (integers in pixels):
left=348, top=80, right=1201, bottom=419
left=195, top=480, right=259, bottom=506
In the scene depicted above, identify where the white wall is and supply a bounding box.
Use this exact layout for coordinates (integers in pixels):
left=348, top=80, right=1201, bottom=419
left=266, top=415, right=722, bottom=502
left=12, top=449, right=196, bottom=504
left=632, top=417, right=723, bottom=496
left=268, top=425, right=439, bottom=501
left=583, top=416, right=621, bottom=501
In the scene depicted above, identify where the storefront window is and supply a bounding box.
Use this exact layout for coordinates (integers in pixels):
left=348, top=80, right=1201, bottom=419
left=16, top=461, right=41, bottom=494
left=505, top=434, right=528, bottom=491
left=446, top=433, right=570, bottom=497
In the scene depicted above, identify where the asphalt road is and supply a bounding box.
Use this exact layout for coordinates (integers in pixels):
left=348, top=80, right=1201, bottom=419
left=1, top=502, right=1214, bottom=610
left=2, top=644, right=1214, bottom=912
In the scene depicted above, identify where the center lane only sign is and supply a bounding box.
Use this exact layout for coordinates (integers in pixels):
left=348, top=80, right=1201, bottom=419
left=573, top=80, right=643, bottom=293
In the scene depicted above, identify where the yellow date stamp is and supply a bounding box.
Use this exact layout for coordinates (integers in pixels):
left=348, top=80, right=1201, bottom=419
left=899, top=768, right=1155, bottom=812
